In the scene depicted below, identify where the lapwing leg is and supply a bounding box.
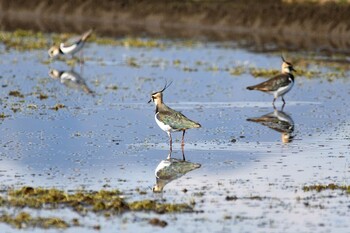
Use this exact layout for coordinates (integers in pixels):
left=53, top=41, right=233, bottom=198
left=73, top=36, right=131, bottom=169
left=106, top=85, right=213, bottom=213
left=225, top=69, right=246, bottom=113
left=79, top=50, right=84, bottom=64
left=272, top=97, right=277, bottom=108
left=181, top=146, right=186, bottom=161
left=281, top=97, right=286, bottom=110
left=282, top=97, right=286, bottom=105
left=181, top=130, right=186, bottom=148
left=167, top=150, right=172, bottom=159
left=167, top=132, right=173, bottom=151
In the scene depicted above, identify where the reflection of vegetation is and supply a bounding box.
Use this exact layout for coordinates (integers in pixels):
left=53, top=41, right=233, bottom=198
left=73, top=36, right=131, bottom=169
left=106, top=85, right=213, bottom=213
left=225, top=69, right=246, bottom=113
left=0, top=212, right=69, bottom=229
left=303, top=183, right=350, bottom=193
left=0, top=187, right=193, bottom=229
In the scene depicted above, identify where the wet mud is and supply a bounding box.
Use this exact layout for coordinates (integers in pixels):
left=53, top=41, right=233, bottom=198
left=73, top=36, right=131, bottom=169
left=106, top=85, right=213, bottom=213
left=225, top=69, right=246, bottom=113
left=2, top=0, right=350, bottom=53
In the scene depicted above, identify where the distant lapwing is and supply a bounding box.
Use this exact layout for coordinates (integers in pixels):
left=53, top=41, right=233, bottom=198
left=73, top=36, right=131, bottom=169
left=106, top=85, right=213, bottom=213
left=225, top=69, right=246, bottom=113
left=48, top=29, right=93, bottom=59
left=247, top=56, right=296, bottom=106
left=49, top=69, right=94, bottom=96
left=148, top=82, right=201, bottom=151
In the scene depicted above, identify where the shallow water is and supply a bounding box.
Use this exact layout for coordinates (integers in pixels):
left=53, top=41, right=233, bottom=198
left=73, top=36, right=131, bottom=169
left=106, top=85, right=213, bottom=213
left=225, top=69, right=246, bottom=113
left=0, top=39, right=349, bottom=232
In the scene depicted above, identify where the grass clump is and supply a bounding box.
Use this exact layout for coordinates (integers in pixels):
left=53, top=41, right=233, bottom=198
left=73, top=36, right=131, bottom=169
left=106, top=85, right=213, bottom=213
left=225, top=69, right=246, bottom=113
left=302, top=183, right=350, bottom=193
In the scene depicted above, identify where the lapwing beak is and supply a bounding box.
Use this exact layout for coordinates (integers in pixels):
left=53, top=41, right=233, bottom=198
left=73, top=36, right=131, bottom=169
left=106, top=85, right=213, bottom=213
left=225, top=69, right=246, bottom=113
left=291, top=67, right=296, bottom=72
left=148, top=98, right=152, bottom=103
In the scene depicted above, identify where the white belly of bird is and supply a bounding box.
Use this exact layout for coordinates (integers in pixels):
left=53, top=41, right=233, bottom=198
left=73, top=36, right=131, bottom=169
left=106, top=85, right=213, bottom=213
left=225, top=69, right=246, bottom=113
left=273, top=80, right=294, bottom=98
left=60, top=42, right=84, bottom=55
left=155, top=160, right=171, bottom=177
left=60, top=72, right=77, bottom=82
left=155, top=113, right=173, bottom=132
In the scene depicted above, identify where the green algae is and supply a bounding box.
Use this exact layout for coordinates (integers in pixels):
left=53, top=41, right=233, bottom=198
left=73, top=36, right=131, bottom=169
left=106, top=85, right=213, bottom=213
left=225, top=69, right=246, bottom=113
left=0, top=187, right=193, bottom=229
left=302, top=184, right=350, bottom=193
left=129, top=200, right=193, bottom=214
left=3, top=187, right=192, bottom=214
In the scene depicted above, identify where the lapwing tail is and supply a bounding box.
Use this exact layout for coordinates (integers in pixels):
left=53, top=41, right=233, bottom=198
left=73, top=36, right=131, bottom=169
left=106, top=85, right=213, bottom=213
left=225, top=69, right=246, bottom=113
left=82, top=29, right=93, bottom=41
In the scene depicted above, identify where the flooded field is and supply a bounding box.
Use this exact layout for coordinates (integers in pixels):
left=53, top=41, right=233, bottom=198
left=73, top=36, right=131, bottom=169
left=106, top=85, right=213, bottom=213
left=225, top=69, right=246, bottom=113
left=0, top=32, right=349, bottom=233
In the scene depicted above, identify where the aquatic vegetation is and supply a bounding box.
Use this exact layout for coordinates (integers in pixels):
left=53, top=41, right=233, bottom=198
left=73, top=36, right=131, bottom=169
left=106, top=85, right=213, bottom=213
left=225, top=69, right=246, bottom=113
left=229, top=66, right=245, bottom=76
left=37, top=93, right=48, bottom=100
left=249, top=68, right=280, bottom=78
left=49, top=104, right=66, bottom=111
left=0, top=30, right=169, bottom=52
left=248, top=66, right=341, bottom=79
left=1, top=30, right=48, bottom=51
left=0, top=187, right=193, bottom=229
left=0, top=113, right=9, bottom=119
left=8, top=90, right=24, bottom=98
left=129, top=200, right=193, bottom=213
left=126, top=57, right=140, bottom=68
left=302, top=184, right=350, bottom=193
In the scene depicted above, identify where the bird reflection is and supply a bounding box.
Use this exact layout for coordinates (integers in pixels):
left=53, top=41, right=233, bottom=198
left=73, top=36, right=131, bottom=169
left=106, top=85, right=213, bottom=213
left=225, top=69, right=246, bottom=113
left=153, top=150, right=201, bottom=193
left=247, top=107, right=295, bottom=143
left=49, top=69, right=94, bottom=96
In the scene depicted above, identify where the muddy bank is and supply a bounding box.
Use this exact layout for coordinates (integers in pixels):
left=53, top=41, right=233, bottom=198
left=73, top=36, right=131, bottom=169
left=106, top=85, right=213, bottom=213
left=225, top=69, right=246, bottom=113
left=1, top=0, right=350, bottom=53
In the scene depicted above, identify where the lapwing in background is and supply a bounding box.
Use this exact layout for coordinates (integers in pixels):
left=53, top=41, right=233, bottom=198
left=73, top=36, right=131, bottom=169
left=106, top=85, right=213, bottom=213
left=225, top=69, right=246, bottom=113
left=48, top=29, right=93, bottom=60
left=247, top=107, right=295, bottom=143
left=153, top=151, right=201, bottom=193
left=49, top=69, right=94, bottom=96
left=148, top=82, right=201, bottom=151
left=246, top=56, right=296, bottom=107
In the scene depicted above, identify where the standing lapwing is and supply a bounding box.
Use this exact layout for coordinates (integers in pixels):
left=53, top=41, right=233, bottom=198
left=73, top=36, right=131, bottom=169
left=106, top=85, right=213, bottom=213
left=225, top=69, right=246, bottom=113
left=247, top=56, right=296, bottom=107
left=148, top=82, right=201, bottom=151
left=48, top=29, right=93, bottom=60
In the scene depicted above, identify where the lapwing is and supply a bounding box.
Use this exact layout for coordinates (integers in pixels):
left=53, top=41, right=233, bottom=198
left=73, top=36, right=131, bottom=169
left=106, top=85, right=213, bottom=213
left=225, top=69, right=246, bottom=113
left=48, top=29, right=93, bottom=60
left=148, top=82, right=201, bottom=151
left=247, top=108, right=295, bottom=143
left=49, top=69, right=94, bottom=96
left=153, top=151, right=201, bottom=193
left=247, top=56, right=296, bottom=106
